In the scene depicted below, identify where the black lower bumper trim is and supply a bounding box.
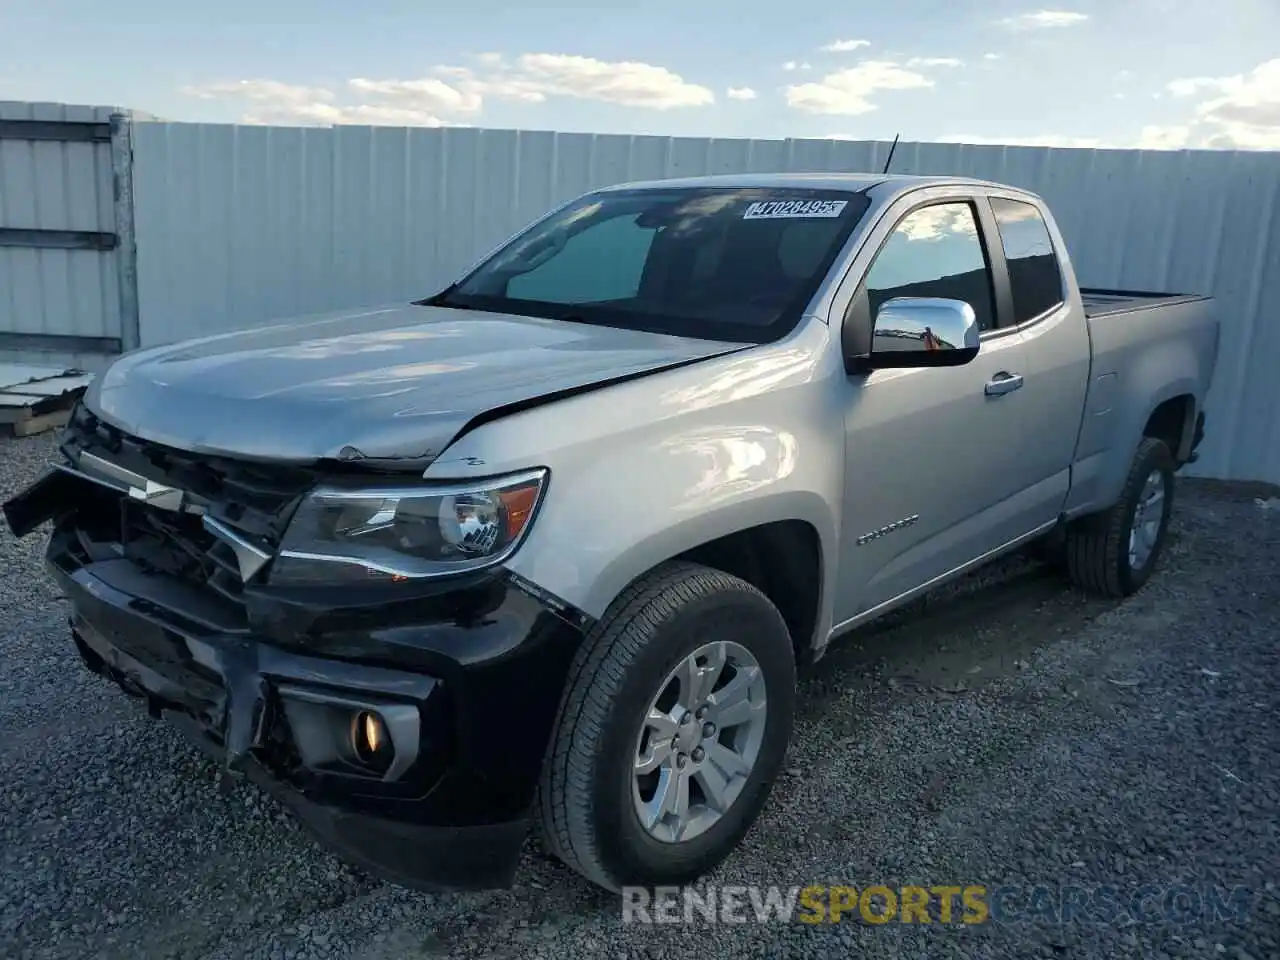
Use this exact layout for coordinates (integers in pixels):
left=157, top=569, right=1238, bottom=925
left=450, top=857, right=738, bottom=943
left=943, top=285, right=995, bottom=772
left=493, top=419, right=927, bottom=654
left=266, top=774, right=528, bottom=891
left=293, top=798, right=528, bottom=891
left=169, top=715, right=527, bottom=891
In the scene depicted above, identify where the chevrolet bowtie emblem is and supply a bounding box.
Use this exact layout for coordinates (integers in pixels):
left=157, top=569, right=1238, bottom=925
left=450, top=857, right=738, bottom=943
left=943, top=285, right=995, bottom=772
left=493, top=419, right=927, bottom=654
left=78, top=450, right=186, bottom=512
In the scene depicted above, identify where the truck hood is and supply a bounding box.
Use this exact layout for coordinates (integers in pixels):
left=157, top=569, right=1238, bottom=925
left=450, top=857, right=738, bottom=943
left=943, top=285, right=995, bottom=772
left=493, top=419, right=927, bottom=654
left=86, top=303, right=744, bottom=465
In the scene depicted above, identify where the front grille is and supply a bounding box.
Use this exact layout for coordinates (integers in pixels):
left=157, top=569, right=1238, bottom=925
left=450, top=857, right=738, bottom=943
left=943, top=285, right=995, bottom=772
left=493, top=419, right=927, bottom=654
left=60, top=405, right=318, bottom=623
left=62, top=404, right=313, bottom=544
left=120, top=502, right=248, bottom=609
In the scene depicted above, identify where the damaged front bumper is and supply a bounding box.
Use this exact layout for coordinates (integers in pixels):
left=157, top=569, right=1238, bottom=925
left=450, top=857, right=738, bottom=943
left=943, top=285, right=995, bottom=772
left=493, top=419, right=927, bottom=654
left=5, top=462, right=589, bottom=892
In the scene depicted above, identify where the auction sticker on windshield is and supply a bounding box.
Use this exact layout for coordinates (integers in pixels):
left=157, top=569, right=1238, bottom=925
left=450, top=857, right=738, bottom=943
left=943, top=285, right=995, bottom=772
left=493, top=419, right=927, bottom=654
left=743, top=199, right=849, bottom=220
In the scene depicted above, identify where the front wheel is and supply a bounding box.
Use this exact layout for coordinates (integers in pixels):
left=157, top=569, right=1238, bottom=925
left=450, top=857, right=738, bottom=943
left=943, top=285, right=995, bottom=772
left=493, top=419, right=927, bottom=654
left=1065, top=436, right=1176, bottom=597
left=538, top=562, right=796, bottom=892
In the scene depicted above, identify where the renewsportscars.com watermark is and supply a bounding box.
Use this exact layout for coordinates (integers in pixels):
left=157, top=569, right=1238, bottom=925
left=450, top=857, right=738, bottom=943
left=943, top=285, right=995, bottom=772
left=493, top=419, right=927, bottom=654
left=621, top=883, right=1256, bottom=926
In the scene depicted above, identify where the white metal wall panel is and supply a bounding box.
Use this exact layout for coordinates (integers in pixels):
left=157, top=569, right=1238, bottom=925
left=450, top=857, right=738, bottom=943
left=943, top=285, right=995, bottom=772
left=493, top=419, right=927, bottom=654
left=130, top=124, right=1279, bottom=485
left=0, top=101, right=123, bottom=352
left=129, top=125, right=902, bottom=346
left=0, top=348, right=114, bottom=374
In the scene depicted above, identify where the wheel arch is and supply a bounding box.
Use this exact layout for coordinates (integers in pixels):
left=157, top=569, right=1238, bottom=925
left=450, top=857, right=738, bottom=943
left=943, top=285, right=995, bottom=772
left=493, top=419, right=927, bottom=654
left=586, top=498, right=833, bottom=661
left=1143, top=393, right=1198, bottom=463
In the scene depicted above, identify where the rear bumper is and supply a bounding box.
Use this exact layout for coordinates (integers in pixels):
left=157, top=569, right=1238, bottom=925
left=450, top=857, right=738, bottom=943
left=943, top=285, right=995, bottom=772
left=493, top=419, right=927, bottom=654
left=43, top=521, right=588, bottom=891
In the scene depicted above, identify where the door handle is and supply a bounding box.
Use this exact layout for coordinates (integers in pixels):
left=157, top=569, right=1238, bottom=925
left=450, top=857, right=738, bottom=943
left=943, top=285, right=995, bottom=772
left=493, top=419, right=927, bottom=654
left=984, top=372, right=1024, bottom=397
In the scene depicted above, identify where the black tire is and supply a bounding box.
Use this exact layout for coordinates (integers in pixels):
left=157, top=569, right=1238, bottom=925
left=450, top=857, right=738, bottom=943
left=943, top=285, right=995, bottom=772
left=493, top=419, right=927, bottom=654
left=1065, top=437, right=1176, bottom=598
left=1028, top=527, right=1067, bottom=568
left=538, top=561, right=796, bottom=892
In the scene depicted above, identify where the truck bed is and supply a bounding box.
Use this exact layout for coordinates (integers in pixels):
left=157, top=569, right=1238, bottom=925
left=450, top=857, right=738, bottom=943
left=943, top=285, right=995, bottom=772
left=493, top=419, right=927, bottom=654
left=1080, top=288, right=1212, bottom=319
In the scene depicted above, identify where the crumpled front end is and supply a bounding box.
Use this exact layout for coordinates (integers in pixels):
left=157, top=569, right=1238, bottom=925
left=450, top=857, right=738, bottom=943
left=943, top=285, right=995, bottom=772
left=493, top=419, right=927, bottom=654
left=3, top=405, right=589, bottom=891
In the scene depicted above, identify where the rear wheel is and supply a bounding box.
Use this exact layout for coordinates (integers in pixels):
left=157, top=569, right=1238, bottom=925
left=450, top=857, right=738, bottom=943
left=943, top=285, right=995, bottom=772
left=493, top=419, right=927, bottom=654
left=538, top=562, right=795, bottom=892
left=1065, top=437, right=1176, bottom=597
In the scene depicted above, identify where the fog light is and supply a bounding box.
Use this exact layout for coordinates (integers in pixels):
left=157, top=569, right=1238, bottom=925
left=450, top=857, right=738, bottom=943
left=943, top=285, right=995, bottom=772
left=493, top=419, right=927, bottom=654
left=352, top=710, right=390, bottom=765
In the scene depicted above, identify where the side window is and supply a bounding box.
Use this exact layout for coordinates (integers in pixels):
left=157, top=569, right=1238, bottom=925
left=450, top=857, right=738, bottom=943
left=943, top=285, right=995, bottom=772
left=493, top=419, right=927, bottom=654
left=507, top=214, right=655, bottom=303
left=862, top=202, right=997, bottom=331
left=990, top=197, right=1065, bottom=324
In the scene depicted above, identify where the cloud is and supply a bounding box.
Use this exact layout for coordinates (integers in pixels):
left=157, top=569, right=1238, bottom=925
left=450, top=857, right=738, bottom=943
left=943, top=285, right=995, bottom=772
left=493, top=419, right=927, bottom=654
left=180, top=79, right=453, bottom=127
left=431, top=64, right=546, bottom=104
left=907, top=57, right=964, bottom=68
left=347, top=77, right=482, bottom=114
left=897, top=204, right=979, bottom=241
left=782, top=61, right=798, bottom=71
left=726, top=86, right=757, bottom=100
left=303, top=104, right=451, bottom=126
left=936, top=133, right=1108, bottom=148
left=821, top=39, right=871, bottom=53
left=825, top=133, right=1112, bottom=150
left=491, top=53, right=714, bottom=108
left=1156, top=59, right=1280, bottom=149
left=1136, top=124, right=1194, bottom=149
left=1167, top=76, right=1226, bottom=97
left=181, top=53, right=715, bottom=126
left=181, top=79, right=334, bottom=107
left=983, top=53, right=1002, bottom=61
left=939, top=65, right=1280, bottom=154
left=786, top=60, right=933, bottom=115
left=996, top=10, right=1089, bottom=29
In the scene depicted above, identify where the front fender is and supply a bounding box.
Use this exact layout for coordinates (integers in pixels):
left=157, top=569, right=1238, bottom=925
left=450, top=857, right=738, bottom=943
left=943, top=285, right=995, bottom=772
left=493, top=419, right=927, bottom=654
left=508, top=418, right=840, bottom=626
left=423, top=324, right=845, bottom=640
left=552, top=467, right=835, bottom=625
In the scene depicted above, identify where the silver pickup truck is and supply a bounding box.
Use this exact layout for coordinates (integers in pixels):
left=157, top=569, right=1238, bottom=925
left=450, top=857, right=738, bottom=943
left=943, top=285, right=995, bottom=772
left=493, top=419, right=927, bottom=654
left=3, top=173, right=1218, bottom=895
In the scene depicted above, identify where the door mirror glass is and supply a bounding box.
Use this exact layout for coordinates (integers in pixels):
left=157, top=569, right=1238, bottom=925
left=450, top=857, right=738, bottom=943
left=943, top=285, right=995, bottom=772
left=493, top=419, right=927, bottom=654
left=868, top=297, right=980, bottom=368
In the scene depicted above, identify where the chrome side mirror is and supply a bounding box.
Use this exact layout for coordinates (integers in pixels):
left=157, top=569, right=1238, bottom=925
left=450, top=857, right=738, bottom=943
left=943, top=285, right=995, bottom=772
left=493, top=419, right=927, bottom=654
left=867, top=297, right=980, bottom=369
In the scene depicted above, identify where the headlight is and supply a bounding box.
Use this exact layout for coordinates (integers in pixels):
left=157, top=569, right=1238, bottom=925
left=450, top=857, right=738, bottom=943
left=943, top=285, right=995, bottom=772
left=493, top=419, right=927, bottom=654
left=269, top=468, right=547, bottom=584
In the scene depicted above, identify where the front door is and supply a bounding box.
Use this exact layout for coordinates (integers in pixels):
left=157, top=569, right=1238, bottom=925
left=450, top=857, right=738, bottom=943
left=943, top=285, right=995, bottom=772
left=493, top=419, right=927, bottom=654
left=832, top=198, right=1032, bottom=625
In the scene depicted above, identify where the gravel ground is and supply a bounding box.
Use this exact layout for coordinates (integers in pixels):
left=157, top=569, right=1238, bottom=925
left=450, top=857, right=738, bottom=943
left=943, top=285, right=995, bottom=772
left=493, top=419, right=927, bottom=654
left=1, top=430, right=1277, bottom=960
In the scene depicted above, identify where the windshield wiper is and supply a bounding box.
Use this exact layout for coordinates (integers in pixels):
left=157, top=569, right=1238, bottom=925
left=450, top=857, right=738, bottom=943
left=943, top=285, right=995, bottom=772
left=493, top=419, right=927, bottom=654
left=547, top=311, right=595, bottom=325
left=414, top=283, right=462, bottom=307
left=416, top=292, right=605, bottom=327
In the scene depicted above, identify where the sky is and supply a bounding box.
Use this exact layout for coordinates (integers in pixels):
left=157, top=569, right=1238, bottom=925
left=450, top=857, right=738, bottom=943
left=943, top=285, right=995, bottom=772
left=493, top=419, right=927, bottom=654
left=2, top=0, right=1279, bottom=150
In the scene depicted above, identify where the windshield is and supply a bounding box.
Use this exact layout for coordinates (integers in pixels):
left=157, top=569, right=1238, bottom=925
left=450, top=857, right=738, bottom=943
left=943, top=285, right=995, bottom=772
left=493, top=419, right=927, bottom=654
left=432, top=186, right=872, bottom=343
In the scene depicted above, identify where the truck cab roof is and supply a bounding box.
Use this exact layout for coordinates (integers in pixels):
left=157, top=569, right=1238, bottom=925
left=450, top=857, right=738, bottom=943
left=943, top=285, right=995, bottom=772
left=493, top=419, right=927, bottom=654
left=597, top=171, right=1015, bottom=198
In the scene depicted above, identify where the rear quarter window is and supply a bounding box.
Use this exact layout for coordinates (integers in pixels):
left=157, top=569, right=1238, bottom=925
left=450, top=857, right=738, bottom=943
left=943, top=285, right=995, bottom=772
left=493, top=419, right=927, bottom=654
left=990, top=197, right=1065, bottom=324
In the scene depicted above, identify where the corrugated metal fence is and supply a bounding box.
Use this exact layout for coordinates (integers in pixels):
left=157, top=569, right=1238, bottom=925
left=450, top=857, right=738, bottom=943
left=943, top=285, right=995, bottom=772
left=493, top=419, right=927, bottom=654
left=0, top=101, right=137, bottom=371
left=126, top=124, right=1280, bottom=486
left=1, top=105, right=1277, bottom=484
